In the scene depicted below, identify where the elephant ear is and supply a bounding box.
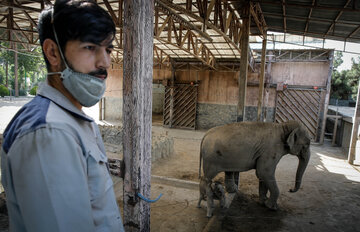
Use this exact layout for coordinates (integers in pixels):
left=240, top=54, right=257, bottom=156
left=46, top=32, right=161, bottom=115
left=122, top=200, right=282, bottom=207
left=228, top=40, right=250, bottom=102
left=286, top=128, right=299, bottom=152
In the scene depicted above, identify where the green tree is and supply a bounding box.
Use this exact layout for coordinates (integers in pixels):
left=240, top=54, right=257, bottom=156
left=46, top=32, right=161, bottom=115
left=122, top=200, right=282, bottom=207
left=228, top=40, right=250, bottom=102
left=0, top=42, right=46, bottom=95
left=331, top=52, right=359, bottom=101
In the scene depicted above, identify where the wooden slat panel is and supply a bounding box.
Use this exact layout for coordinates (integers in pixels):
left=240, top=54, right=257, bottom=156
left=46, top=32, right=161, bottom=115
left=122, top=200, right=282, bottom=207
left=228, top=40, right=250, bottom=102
left=163, top=84, right=198, bottom=129
left=275, top=89, right=322, bottom=140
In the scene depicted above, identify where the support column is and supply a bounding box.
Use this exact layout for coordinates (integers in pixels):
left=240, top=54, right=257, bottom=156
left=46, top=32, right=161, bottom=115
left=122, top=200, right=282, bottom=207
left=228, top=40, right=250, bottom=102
left=14, top=43, right=18, bottom=97
left=319, top=50, right=334, bottom=143
left=257, top=36, right=267, bottom=121
left=123, top=0, right=154, bottom=231
left=237, top=2, right=250, bottom=122
left=5, top=60, right=8, bottom=88
left=348, top=80, right=360, bottom=164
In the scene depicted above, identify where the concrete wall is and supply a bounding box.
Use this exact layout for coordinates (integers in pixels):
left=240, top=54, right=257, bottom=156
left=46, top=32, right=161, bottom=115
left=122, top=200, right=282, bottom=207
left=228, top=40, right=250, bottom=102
left=103, top=65, right=166, bottom=120
left=153, top=84, right=165, bottom=114
left=104, top=96, right=123, bottom=121
left=99, top=125, right=174, bottom=162
left=196, top=103, right=275, bottom=129
left=270, top=62, right=329, bottom=86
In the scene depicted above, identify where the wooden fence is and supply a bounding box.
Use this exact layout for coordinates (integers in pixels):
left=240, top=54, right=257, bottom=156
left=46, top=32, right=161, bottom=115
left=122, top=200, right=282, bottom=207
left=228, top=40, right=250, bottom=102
left=163, top=84, right=198, bottom=129
left=275, top=88, right=323, bottom=140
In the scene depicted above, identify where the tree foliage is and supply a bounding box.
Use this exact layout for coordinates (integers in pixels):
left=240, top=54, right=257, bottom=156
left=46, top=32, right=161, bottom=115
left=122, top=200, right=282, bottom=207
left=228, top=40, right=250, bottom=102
left=331, top=51, right=359, bottom=101
left=0, top=42, right=47, bottom=94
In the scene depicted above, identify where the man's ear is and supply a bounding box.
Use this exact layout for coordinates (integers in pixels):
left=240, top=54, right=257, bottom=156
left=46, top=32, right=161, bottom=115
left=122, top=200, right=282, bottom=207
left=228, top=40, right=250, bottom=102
left=43, top=38, right=62, bottom=69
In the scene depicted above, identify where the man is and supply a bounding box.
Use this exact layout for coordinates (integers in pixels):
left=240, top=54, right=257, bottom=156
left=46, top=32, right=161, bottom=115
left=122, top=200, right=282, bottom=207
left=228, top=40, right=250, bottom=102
left=0, top=0, right=125, bottom=231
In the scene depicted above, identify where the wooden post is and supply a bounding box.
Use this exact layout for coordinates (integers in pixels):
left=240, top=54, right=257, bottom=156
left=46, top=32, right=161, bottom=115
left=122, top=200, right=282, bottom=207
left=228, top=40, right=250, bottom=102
left=123, top=0, right=154, bottom=231
left=14, top=43, right=18, bottom=97
left=5, top=60, right=8, bottom=88
left=237, top=2, right=250, bottom=122
left=263, top=51, right=273, bottom=121
left=169, top=61, right=176, bottom=128
left=257, top=36, right=267, bottom=121
left=319, top=50, right=334, bottom=144
left=348, top=81, right=360, bottom=164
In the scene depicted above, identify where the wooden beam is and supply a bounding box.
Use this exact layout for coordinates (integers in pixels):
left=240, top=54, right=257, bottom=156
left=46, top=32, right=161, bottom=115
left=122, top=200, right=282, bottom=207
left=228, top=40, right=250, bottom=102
left=263, top=12, right=360, bottom=26
left=267, top=25, right=360, bottom=41
left=206, top=0, right=216, bottom=23
left=325, top=0, right=352, bottom=36
left=186, top=0, right=192, bottom=11
left=304, top=0, right=315, bottom=35
left=347, top=25, right=360, bottom=39
left=0, top=2, right=41, bottom=12
left=14, top=43, right=19, bottom=97
left=156, top=0, right=212, bottom=42
left=250, top=0, right=360, bottom=12
left=348, top=80, right=360, bottom=164
left=319, top=50, right=334, bottom=144
left=282, top=0, right=286, bottom=33
left=249, top=2, right=266, bottom=37
left=123, top=0, right=153, bottom=231
left=155, top=0, right=240, bottom=53
left=13, top=0, right=38, bottom=27
left=257, top=36, right=267, bottom=121
left=224, top=11, right=232, bottom=34
left=237, top=2, right=250, bottom=122
left=103, top=0, right=119, bottom=25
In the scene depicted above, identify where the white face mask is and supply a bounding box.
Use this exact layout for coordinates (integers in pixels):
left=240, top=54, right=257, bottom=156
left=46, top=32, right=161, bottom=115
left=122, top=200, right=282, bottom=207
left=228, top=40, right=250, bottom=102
left=48, top=14, right=106, bottom=107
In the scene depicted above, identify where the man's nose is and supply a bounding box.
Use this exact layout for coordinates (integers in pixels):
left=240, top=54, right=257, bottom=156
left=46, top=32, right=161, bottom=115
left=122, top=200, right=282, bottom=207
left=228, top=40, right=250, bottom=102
left=96, top=48, right=111, bottom=70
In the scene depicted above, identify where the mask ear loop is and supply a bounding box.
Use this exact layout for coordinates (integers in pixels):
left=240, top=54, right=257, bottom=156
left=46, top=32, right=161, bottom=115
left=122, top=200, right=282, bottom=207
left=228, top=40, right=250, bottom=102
left=51, top=9, right=69, bottom=71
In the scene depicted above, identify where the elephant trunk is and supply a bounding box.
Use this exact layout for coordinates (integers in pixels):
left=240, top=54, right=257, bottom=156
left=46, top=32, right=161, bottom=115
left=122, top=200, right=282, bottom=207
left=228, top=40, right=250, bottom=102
left=289, top=149, right=310, bottom=193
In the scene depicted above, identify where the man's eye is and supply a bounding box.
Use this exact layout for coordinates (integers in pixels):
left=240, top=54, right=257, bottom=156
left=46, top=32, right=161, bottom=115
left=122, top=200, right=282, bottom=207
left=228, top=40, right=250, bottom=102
left=106, top=48, right=113, bottom=54
left=85, top=46, right=95, bottom=51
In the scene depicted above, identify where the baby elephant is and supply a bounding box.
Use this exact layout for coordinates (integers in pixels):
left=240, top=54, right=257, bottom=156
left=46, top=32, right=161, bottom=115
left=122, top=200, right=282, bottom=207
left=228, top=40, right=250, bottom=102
left=197, top=177, right=225, bottom=217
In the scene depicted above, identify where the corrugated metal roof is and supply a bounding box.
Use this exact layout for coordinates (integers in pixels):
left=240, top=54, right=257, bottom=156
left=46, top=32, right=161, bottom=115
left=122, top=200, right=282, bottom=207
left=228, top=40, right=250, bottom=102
left=233, top=0, right=360, bottom=43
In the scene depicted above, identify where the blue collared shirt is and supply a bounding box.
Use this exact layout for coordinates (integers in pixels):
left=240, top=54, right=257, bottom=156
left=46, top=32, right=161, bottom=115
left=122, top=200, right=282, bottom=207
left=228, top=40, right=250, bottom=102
left=1, top=82, right=125, bottom=232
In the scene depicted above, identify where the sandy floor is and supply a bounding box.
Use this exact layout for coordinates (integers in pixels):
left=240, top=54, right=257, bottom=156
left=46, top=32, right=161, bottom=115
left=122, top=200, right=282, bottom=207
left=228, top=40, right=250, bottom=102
left=149, top=124, right=360, bottom=232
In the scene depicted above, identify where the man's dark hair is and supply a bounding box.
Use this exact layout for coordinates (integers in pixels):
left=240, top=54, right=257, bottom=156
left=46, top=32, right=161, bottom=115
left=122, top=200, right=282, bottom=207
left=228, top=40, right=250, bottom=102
left=38, top=0, right=116, bottom=70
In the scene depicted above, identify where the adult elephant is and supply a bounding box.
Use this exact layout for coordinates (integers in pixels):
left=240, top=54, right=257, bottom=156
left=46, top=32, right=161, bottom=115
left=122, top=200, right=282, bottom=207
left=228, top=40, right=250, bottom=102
left=199, top=121, right=311, bottom=217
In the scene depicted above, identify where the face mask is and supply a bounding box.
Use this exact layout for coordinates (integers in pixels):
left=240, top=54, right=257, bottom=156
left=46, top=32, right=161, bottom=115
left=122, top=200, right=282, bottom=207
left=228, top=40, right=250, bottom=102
left=48, top=67, right=106, bottom=107
left=48, top=12, right=106, bottom=107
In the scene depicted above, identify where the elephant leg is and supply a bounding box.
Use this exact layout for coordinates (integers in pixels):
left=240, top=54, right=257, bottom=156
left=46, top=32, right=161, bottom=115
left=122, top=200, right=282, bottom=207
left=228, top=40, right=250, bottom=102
left=205, top=183, right=214, bottom=217
left=260, top=176, right=279, bottom=210
left=197, top=195, right=202, bottom=208
left=256, top=162, right=279, bottom=210
left=234, top=172, right=240, bottom=189
left=258, top=179, right=268, bottom=205
left=225, top=172, right=238, bottom=193
left=256, top=170, right=269, bottom=205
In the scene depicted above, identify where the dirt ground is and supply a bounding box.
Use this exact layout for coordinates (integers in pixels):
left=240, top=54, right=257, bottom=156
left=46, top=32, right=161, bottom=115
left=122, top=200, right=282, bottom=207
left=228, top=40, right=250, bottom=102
left=147, top=124, right=360, bottom=232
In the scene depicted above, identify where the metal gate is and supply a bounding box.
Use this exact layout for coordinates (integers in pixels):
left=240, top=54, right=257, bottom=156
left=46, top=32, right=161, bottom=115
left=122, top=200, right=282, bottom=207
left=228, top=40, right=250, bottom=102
left=163, top=84, right=198, bottom=129
left=275, top=89, right=323, bottom=140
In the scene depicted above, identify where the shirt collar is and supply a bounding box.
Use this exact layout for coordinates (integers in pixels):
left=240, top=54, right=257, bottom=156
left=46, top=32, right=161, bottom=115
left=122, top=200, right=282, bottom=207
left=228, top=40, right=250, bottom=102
left=37, top=81, right=94, bottom=122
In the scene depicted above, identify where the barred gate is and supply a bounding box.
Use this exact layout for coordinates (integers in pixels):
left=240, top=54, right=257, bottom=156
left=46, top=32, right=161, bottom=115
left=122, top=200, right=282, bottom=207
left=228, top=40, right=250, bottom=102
left=163, top=84, right=198, bottom=129
left=275, top=89, right=323, bottom=140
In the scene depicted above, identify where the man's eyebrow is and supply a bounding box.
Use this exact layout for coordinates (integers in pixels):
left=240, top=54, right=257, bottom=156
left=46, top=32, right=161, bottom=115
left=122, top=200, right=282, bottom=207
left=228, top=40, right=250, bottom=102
left=108, top=44, right=114, bottom=49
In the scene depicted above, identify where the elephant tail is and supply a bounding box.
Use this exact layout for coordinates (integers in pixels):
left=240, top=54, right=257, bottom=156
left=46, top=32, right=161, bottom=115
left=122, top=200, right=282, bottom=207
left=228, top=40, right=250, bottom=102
left=199, top=137, right=205, bottom=179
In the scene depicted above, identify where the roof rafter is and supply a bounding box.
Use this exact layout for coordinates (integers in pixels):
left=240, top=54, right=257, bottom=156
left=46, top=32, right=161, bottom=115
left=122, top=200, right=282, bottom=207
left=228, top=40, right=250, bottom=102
left=250, top=0, right=360, bottom=12
left=282, top=0, right=286, bottom=33
left=263, top=12, right=360, bottom=27
left=348, top=25, right=360, bottom=39
left=303, top=0, right=316, bottom=42
left=0, top=2, right=41, bottom=12
left=156, top=0, right=212, bottom=42
left=156, top=0, right=241, bottom=53
left=325, top=0, right=352, bottom=36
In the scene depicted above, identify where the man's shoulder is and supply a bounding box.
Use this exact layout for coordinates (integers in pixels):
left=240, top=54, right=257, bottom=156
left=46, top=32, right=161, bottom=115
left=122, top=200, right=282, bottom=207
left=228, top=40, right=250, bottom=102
left=2, top=96, right=51, bottom=153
